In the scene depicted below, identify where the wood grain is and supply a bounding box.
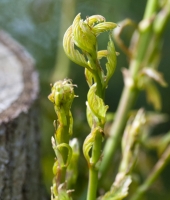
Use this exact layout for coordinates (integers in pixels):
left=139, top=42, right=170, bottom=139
left=0, top=31, right=45, bottom=200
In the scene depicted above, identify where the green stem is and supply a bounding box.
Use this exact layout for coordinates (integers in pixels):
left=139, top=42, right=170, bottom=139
left=86, top=110, right=103, bottom=199
left=87, top=167, right=98, bottom=200
left=87, top=133, right=103, bottom=200
left=87, top=60, right=104, bottom=200
left=87, top=54, right=105, bottom=97
left=130, top=0, right=158, bottom=77
left=99, top=85, right=137, bottom=177
left=143, top=0, right=158, bottom=19
left=130, top=145, right=170, bottom=200
left=94, top=71, right=104, bottom=97
left=99, top=0, right=158, bottom=178
left=57, top=113, right=70, bottom=164
left=91, top=132, right=103, bottom=165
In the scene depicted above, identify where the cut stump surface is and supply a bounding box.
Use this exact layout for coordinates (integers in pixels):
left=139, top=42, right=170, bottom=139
left=0, top=31, right=42, bottom=200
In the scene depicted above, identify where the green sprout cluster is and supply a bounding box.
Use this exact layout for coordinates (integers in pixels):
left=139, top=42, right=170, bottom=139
left=48, top=79, right=79, bottom=200
left=48, top=1, right=170, bottom=199
left=63, top=13, right=117, bottom=200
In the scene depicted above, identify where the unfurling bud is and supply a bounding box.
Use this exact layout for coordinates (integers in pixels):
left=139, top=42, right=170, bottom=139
left=63, top=13, right=117, bottom=70
left=48, top=79, right=76, bottom=112
left=72, top=13, right=97, bottom=54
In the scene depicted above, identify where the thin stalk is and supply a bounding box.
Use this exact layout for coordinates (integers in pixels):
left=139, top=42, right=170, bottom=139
left=56, top=112, right=70, bottom=164
left=91, top=131, right=103, bottom=165
left=86, top=51, right=107, bottom=199
left=130, top=0, right=158, bottom=77
left=99, top=0, right=158, bottom=178
left=99, top=85, right=137, bottom=177
left=87, top=167, right=98, bottom=200
left=143, top=0, right=158, bottom=19
left=130, top=145, right=170, bottom=200
left=87, top=133, right=103, bottom=200
left=49, top=80, right=75, bottom=199
left=87, top=68, right=104, bottom=200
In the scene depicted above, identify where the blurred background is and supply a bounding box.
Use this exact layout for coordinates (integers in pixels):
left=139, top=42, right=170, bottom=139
left=0, top=0, right=170, bottom=199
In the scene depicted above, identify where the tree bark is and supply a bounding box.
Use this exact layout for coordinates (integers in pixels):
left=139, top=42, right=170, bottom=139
left=0, top=31, right=44, bottom=200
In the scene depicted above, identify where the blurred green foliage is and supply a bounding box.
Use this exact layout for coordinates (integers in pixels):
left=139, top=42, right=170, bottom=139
left=0, top=0, right=170, bottom=199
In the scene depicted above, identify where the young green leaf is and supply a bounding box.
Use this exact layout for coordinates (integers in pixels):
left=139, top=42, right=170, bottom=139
left=72, top=13, right=96, bottom=55
left=63, top=25, right=89, bottom=68
left=97, top=50, right=108, bottom=60
left=105, top=35, right=117, bottom=87
left=85, top=68, right=94, bottom=87
left=86, top=102, right=93, bottom=128
left=92, top=22, right=117, bottom=36
left=86, top=102, right=100, bottom=128
left=87, top=83, right=108, bottom=122
left=83, top=126, right=102, bottom=165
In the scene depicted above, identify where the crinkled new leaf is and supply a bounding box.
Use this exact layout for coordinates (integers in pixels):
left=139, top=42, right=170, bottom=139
left=85, top=68, right=94, bottom=87
left=72, top=13, right=96, bottom=54
left=86, top=102, right=100, bottom=128
left=63, top=25, right=89, bottom=68
left=105, top=35, right=117, bottom=86
left=87, top=83, right=108, bottom=121
left=97, top=50, right=108, bottom=60
left=92, top=22, right=117, bottom=36
left=83, top=126, right=101, bottom=164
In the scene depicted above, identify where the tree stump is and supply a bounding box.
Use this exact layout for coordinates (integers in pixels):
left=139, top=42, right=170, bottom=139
left=0, top=31, right=42, bottom=200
